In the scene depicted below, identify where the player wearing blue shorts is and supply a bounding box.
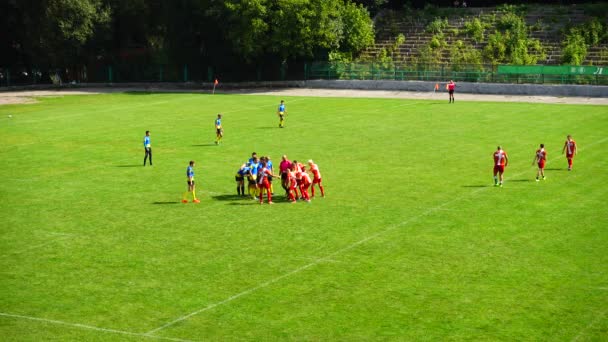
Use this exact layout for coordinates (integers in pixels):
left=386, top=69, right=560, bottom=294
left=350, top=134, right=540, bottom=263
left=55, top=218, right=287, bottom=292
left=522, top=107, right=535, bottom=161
left=277, top=100, right=286, bottom=128
left=235, top=165, right=249, bottom=196
left=182, top=161, right=200, bottom=203
left=143, top=131, right=152, bottom=166
left=214, top=114, right=223, bottom=145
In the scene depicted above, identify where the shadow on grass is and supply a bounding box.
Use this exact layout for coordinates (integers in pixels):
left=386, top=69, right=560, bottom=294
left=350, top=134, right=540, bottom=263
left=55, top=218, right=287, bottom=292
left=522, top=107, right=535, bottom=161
left=212, top=193, right=292, bottom=205
left=462, top=185, right=491, bottom=188
left=192, top=143, right=218, bottom=147
left=152, top=201, right=181, bottom=205
left=116, top=165, right=142, bottom=167
left=212, top=194, right=245, bottom=201
left=545, top=168, right=566, bottom=171
left=510, top=179, right=533, bottom=182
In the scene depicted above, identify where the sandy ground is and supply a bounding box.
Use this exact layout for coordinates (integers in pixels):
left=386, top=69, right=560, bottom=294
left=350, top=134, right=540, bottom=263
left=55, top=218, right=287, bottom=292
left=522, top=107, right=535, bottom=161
left=1, top=87, right=607, bottom=105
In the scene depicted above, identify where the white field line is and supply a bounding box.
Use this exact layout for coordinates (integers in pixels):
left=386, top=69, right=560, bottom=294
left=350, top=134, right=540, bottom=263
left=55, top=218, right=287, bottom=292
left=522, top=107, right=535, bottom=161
left=571, top=309, right=608, bottom=342
left=146, top=136, right=608, bottom=336
left=0, top=312, right=195, bottom=342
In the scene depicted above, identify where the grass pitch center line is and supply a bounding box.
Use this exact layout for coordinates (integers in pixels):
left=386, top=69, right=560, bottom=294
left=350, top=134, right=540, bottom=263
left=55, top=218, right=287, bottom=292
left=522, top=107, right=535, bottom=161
left=146, top=136, right=608, bottom=336
left=0, top=312, right=195, bottom=342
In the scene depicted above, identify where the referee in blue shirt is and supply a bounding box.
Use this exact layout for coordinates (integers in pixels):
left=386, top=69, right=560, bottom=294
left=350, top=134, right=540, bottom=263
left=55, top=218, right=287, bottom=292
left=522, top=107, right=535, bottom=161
left=143, top=130, right=152, bottom=166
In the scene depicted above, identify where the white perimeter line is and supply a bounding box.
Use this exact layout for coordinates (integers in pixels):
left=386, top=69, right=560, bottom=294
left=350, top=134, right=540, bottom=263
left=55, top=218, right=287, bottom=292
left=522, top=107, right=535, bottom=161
left=571, top=309, right=608, bottom=342
left=0, top=312, right=195, bottom=342
left=147, top=136, right=608, bottom=336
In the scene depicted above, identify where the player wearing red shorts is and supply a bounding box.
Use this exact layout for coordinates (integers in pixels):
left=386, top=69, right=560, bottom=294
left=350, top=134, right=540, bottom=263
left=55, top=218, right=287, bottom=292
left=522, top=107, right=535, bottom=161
left=308, top=160, right=325, bottom=198
left=298, top=170, right=312, bottom=202
left=257, top=159, right=277, bottom=204
left=287, top=164, right=298, bottom=203
left=493, top=146, right=508, bottom=187
left=292, top=160, right=304, bottom=199
left=532, top=143, right=547, bottom=181
left=562, top=135, right=577, bottom=171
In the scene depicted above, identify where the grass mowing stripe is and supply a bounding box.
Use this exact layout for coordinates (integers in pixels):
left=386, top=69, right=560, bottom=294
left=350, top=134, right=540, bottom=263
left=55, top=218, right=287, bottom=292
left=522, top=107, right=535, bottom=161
left=571, top=309, right=608, bottom=342
left=146, top=135, right=608, bottom=336
left=0, top=312, right=195, bottom=342
left=0, top=235, right=73, bottom=258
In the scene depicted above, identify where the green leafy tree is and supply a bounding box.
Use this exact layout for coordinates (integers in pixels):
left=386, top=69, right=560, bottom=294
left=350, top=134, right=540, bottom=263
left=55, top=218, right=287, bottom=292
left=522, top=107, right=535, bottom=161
left=339, top=1, right=375, bottom=53
left=220, top=0, right=270, bottom=61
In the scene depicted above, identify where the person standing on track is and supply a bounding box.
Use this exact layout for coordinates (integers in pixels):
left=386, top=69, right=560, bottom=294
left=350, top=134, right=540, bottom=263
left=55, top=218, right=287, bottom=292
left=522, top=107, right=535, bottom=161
left=447, top=80, right=455, bottom=103
left=143, top=130, right=152, bottom=166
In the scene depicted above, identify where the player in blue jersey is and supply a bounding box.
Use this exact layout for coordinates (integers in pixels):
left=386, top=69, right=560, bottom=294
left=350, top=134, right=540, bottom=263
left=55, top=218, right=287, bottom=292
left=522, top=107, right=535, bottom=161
left=247, top=156, right=261, bottom=199
left=143, top=131, right=152, bottom=166
left=214, top=114, right=223, bottom=145
left=235, top=164, right=249, bottom=196
left=277, top=100, right=286, bottom=128
left=266, top=156, right=275, bottom=195
left=182, top=160, right=200, bottom=203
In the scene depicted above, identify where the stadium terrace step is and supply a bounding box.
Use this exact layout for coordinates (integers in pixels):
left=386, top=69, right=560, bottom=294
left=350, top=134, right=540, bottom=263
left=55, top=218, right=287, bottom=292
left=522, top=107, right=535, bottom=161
left=367, top=6, right=605, bottom=66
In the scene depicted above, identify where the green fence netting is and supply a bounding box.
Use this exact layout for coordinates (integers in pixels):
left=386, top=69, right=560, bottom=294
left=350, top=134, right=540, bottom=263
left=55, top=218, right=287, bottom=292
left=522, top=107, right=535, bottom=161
left=1, top=62, right=607, bottom=87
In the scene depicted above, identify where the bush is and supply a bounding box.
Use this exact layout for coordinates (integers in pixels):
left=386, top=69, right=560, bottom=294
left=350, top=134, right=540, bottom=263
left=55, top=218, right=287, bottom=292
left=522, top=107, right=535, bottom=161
left=426, top=17, right=448, bottom=34
left=429, top=35, right=445, bottom=49
left=483, top=10, right=545, bottom=65
left=496, top=4, right=528, bottom=16
left=561, top=29, right=588, bottom=65
left=463, top=18, right=485, bottom=43
left=484, top=31, right=507, bottom=64
left=496, top=13, right=526, bottom=32
left=450, top=40, right=483, bottom=71
left=581, top=18, right=605, bottom=46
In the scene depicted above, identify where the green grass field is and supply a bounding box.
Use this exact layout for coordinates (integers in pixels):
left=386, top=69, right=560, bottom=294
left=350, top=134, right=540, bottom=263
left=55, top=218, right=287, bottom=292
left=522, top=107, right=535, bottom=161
left=0, top=91, right=607, bottom=341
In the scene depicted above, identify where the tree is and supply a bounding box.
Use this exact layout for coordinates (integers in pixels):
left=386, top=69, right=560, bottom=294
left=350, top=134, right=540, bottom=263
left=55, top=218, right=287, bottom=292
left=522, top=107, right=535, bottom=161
left=339, top=1, right=375, bottom=53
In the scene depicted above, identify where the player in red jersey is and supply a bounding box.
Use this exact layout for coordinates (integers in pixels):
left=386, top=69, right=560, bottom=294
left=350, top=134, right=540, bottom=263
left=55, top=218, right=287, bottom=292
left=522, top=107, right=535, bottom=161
left=447, top=80, right=455, bottom=103
left=257, top=159, right=277, bottom=204
left=292, top=160, right=304, bottom=199
left=287, top=164, right=299, bottom=203
left=308, top=160, right=325, bottom=197
left=532, top=143, right=547, bottom=181
left=493, top=146, right=508, bottom=187
left=562, top=135, right=577, bottom=171
left=298, top=170, right=312, bottom=202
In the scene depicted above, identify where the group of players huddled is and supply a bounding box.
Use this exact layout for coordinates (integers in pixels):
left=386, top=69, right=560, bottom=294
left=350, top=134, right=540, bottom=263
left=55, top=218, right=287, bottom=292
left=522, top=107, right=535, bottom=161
left=235, top=152, right=325, bottom=204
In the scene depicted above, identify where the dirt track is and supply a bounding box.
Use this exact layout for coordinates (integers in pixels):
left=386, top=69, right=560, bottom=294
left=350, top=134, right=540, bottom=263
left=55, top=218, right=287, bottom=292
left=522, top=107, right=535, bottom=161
left=1, top=87, right=607, bottom=105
